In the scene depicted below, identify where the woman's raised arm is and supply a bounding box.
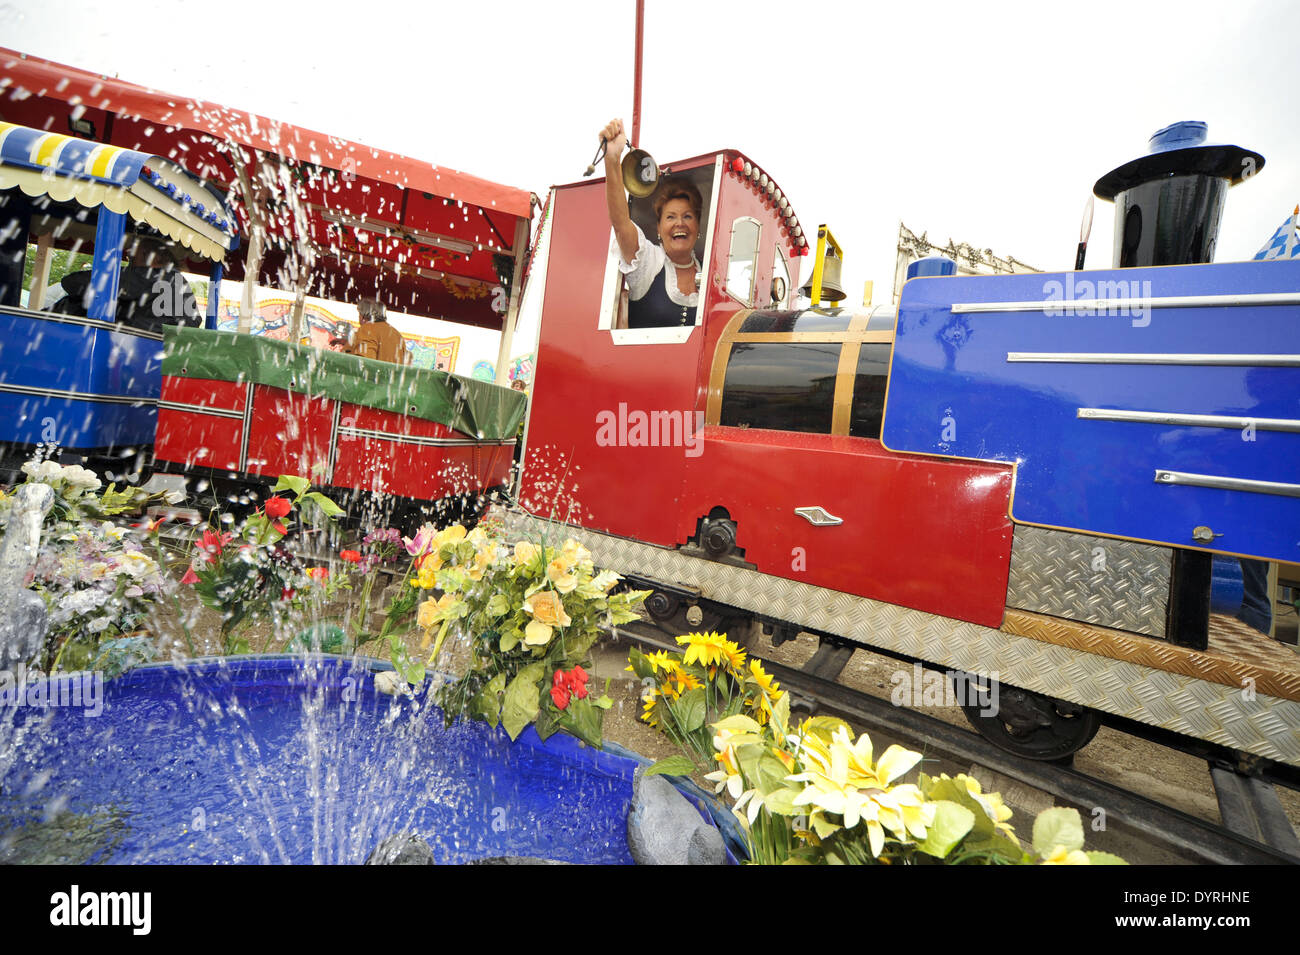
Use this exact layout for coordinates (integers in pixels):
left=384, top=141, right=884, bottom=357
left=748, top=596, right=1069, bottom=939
left=601, top=118, right=640, bottom=265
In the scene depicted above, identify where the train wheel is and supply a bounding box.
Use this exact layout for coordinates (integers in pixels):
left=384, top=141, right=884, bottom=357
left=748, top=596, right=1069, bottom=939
left=955, top=674, right=1101, bottom=761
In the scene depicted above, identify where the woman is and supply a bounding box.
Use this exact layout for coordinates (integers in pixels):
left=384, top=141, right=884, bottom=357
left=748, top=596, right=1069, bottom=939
left=601, top=118, right=702, bottom=328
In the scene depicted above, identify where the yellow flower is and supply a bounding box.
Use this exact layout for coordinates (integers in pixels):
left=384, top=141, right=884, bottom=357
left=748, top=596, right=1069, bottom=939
left=435, top=524, right=467, bottom=550
left=546, top=557, right=578, bottom=594
left=789, top=727, right=933, bottom=857
left=415, top=557, right=440, bottom=589
left=521, top=589, right=571, bottom=646
left=954, top=774, right=1016, bottom=839
left=513, top=540, right=539, bottom=566
left=1042, top=846, right=1090, bottom=865
left=660, top=665, right=702, bottom=700
left=677, top=631, right=745, bottom=674
left=640, top=688, right=662, bottom=727
left=746, top=660, right=783, bottom=725
left=417, top=598, right=440, bottom=630
left=467, top=543, right=498, bottom=581
left=560, top=538, right=592, bottom=568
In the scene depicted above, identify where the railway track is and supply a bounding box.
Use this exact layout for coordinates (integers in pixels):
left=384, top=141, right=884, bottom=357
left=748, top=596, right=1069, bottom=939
left=615, top=620, right=1300, bottom=866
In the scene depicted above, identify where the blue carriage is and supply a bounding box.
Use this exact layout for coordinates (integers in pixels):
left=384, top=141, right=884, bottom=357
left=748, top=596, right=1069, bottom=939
left=0, top=120, right=238, bottom=475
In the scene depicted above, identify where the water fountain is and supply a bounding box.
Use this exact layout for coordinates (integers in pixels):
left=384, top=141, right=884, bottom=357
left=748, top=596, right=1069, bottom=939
left=0, top=653, right=731, bottom=864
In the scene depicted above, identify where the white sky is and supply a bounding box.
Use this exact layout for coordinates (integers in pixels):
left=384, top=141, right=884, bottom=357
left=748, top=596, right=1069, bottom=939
left=5, top=0, right=1298, bottom=319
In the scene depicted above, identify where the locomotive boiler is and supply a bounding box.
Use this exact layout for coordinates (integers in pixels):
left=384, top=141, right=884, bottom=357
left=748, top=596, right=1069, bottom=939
left=508, top=123, right=1300, bottom=770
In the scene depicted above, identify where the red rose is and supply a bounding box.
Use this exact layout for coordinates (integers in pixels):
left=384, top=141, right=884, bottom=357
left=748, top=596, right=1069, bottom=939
left=553, top=669, right=566, bottom=688
left=340, top=550, right=362, bottom=563
left=550, top=684, right=570, bottom=710
left=570, top=665, right=588, bottom=685
left=264, top=496, right=292, bottom=519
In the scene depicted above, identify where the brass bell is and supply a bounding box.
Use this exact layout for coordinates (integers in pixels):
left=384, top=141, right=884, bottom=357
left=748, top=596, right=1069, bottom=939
left=620, top=148, right=660, bottom=198
left=798, top=249, right=847, bottom=304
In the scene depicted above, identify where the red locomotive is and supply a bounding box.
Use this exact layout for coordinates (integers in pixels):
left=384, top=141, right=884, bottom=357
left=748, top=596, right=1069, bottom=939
left=509, top=126, right=1300, bottom=777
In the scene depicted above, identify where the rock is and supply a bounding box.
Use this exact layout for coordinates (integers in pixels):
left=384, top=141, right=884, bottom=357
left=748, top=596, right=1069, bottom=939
left=0, top=483, right=54, bottom=669
left=365, top=832, right=435, bottom=865
left=627, top=768, right=726, bottom=865
left=0, top=591, right=47, bottom=671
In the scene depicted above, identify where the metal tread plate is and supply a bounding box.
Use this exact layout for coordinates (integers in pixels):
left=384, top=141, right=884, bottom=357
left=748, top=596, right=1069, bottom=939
left=1007, top=524, right=1170, bottom=638
left=496, top=507, right=1300, bottom=767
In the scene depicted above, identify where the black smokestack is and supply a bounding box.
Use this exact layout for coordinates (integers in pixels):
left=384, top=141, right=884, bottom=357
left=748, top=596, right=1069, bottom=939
left=1093, top=121, right=1264, bottom=268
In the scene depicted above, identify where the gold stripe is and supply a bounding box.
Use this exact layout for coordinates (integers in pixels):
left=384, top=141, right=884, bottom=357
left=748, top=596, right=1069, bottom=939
left=729, top=329, right=896, bottom=343
left=705, top=308, right=752, bottom=426
left=33, top=132, right=69, bottom=167
left=831, top=342, right=860, bottom=435
left=1002, top=608, right=1300, bottom=703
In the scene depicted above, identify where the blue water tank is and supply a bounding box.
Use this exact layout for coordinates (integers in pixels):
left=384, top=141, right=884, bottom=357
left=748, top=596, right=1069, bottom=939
left=907, top=255, right=957, bottom=280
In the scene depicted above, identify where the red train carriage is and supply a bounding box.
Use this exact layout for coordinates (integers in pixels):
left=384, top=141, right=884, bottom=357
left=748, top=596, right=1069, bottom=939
left=509, top=129, right=1300, bottom=781
left=155, top=328, right=524, bottom=512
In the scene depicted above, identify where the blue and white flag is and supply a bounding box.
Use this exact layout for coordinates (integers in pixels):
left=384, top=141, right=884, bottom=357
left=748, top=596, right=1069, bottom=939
left=1253, top=206, right=1300, bottom=260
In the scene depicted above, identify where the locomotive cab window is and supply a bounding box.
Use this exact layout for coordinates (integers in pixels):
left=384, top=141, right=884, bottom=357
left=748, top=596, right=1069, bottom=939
left=725, top=217, right=761, bottom=306
left=599, top=161, right=718, bottom=344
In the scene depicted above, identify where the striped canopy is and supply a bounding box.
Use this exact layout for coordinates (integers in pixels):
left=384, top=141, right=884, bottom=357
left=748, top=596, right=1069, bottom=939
left=0, top=121, right=238, bottom=262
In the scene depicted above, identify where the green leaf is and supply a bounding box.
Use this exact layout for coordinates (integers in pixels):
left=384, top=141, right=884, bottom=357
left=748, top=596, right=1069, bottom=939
left=770, top=690, right=791, bottom=732
left=1084, top=851, right=1128, bottom=865
left=763, top=786, right=800, bottom=816
left=799, top=715, right=851, bottom=745
left=485, top=593, right=510, bottom=618
left=1032, top=807, right=1085, bottom=857
left=591, top=693, right=613, bottom=710
left=555, top=695, right=604, bottom=748
left=535, top=700, right=560, bottom=740
left=754, top=752, right=790, bottom=793
left=501, top=662, right=545, bottom=740
left=643, top=755, right=697, bottom=778
left=677, top=687, right=706, bottom=733
left=273, top=474, right=310, bottom=496
left=916, top=800, right=977, bottom=859
left=626, top=646, right=655, bottom=680
left=499, top=630, right=519, bottom=653
left=471, top=672, right=507, bottom=728
left=301, top=491, right=345, bottom=516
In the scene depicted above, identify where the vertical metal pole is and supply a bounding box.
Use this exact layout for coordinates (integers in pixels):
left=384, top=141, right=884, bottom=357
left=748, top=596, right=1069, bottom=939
left=88, top=209, right=126, bottom=321
left=206, top=261, right=224, bottom=330
left=631, top=0, right=645, bottom=148
left=494, top=216, right=532, bottom=385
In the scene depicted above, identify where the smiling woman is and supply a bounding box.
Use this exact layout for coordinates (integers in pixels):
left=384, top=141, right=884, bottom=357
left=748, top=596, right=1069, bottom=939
left=601, top=118, right=704, bottom=328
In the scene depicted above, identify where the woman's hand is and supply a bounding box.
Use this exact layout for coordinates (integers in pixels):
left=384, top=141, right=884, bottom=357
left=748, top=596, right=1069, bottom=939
left=600, top=118, right=627, bottom=164
left=602, top=117, right=638, bottom=264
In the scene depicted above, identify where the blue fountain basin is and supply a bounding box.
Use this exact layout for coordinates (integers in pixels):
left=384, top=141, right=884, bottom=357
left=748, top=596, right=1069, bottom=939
left=0, top=655, right=712, bottom=865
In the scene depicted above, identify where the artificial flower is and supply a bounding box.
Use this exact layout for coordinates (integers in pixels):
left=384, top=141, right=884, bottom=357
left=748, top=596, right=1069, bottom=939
left=264, top=496, right=292, bottom=519
left=340, top=549, right=362, bottom=563
left=521, top=590, right=571, bottom=646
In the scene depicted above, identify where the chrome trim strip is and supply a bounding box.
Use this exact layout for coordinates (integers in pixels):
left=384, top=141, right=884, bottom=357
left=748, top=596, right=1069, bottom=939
left=327, top=402, right=341, bottom=477
left=1009, top=352, right=1300, bottom=366
left=0, top=304, right=165, bottom=340
left=954, top=292, right=1300, bottom=314
left=238, top=382, right=253, bottom=471
left=156, top=399, right=243, bottom=419
left=337, top=425, right=515, bottom=449
left=1080, top=408, right=1300, bottom=433
left=1154, top=470, right=1300, bottom=499
left=0, top=382, right=157, bottom=406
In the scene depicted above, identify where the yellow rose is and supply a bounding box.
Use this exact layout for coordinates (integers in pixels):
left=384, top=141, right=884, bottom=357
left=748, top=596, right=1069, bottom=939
left=417, top=598, right=440, bottom=630
left=513, top=540, right=539, bottom=566
left=546, top=558, right=578, bottom=594
left=435, top=524, right=467, bottom=550
left=467, top=543, right=498, bottom=581
left=561, top=538, right=592, bottom=568
left=523, top=589, right=571, bottom=627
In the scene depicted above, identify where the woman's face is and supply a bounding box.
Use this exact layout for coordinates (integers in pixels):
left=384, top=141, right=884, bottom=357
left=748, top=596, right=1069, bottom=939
left=657, top=197, right=699, bottom=260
